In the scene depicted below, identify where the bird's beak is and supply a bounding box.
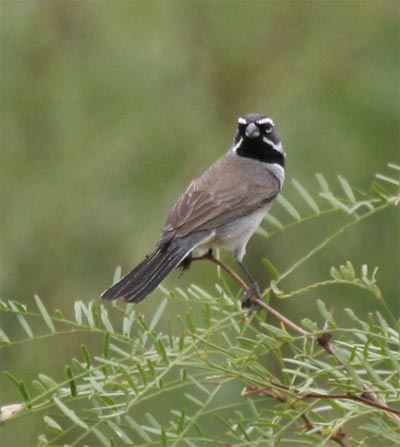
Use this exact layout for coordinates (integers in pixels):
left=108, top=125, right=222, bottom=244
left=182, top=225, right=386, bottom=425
left=245, top=122, right=260, bottom=138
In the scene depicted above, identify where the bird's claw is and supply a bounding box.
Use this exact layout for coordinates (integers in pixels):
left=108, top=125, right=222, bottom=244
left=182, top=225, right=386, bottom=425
left=241, top=282, right=262, bottom=310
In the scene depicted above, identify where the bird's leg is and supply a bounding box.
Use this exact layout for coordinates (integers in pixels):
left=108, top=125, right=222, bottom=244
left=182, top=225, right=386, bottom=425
left=237, top=260, right=261, bottom=308
left=185, top=250, right=261, bottom=310
left=178, top=249, right=215, bottom=276
left=191, top=248, right=214, bottom=262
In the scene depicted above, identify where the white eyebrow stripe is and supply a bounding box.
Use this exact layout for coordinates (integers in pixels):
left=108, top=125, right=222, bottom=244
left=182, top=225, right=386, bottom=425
left=257, top=117, right=274, bottom=126
left=232, top=137, right=243, bottom=152
left=238, top=117, right=247, bottom=124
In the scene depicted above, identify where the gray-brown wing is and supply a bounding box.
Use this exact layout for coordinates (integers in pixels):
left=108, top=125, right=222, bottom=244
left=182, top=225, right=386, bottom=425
left=158, top=156, right=281, bottom=245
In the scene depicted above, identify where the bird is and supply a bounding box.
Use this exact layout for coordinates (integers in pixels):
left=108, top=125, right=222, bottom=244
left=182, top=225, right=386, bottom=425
left=101, top=113, right=286, bottom=305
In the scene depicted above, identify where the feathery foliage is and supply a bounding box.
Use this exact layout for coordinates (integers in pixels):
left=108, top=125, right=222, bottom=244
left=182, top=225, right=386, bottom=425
left=1, top=165, right=399, bottom=447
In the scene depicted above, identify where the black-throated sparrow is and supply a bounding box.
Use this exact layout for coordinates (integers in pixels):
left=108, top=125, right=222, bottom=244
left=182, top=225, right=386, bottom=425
left=101, top=113, right=285, bottom=304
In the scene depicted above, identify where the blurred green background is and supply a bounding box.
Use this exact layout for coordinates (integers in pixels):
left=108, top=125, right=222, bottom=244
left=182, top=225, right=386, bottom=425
left=1, top=0, right=399, bottom=444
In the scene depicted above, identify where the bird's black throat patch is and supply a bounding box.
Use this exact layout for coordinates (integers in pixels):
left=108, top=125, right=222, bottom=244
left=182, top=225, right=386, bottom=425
left=236, top=139, right=285, bottom=168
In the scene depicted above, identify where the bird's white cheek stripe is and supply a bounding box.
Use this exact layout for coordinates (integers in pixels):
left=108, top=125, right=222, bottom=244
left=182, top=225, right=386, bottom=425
left=237, top=117, right=247, bottom=124
left=263, top=136, right=284, bottom=153
left=232, top=137, right=243, bottom=153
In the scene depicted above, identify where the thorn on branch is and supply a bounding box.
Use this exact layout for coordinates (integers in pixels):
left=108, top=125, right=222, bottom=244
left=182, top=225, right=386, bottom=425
left=316, top=332, right=332, bottom=347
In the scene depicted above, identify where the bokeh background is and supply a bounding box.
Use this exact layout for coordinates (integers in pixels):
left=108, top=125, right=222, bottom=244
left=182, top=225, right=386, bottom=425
left=1, top=1, right=399, bottom=445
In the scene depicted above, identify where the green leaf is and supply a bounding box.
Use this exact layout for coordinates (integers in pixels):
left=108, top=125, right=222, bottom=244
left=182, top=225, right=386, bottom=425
left=108, top=420, right=133, bottom=444
left=316, top=173, right=331, bottom=193
left=18, top=381, right=30, bottom=407
left=340, top=261, right=355, bottom=280
left=316, top=299, right=336, bottom=325
left=100, top=306, right=114, bottom=333
left=88, top=301, right=100, bottom=329
left=376, top=312, right=389, bottom=336
left=54, top=309, right=64, bottom=319
left=180, top=368, right=187, bottom=382
left=330, top=266, right=342, bottom=280
left=264, top=213, right=284, bottom=229
left=3, top=371, right=21, bottom=390
left=161, top=429, right=168, bottom=447
left=92, top=427, right=110, bottom=447
left=259, top=322, right=291, bottom=340
left=103, top=331, right=110, bottom=359
left=65, top=366, right=77, bottom=397
left=44, top=415, right=62, bottom=432
left=32, top=380, right=47, bottom=394
left=189, top=376, right=210, bottom=395
left=74, top=301, right=84, bottom=325
left=388, top=162, right=400, bottom=171
left=121, top=368, right=138, bottom=394
left=0, top=300, right=9, bottom=311
left=53, top=396, right=88, bottom=430
left=178, top=332, right=185, bottom=351
left=157, top=339, right=169, bottom=365
left=137, top=364, right=148, bottom=386
left=9, top=300, right=27, bottom=313
left=262, top=258, right=280, bottom=280
left=0, top=328, right=10, bottom=345
left=338, top=175, right=357, bottom=203
left=146, top=412, right=161, bottom=429
left=256, top=226, right=269, bottom=237
left=383, top=344, right=400, bottom=373
left=38, top=374, right=59, bottom=390
left=333, top=348, right=363, bottom=389
left=147, top=358, right=156, bottom=378
left=344, top=308, right=369, bottom=330
left=301, top=318, right=319, bottom=332
left=292, top=178, right=320, bottom=213
left=375, top=173, right=400, bottom=186
left=185, top=393, right=203, bottom=407
left=176, top=410, right=186, bottom=434
left=34, top=295, right=56, bottom=333
left=371, top=180, right=391, bottom=198
left=113, top=265, right=122, bottom=283
left=149, top=298, right=168, bottom=332
left=186, top=309, right=196, bottom=333
left=277, top=194, right=301, bottom=220
left=9, top=301, right=33, bottom=338
left=81, top=344, right=91, bottom=369
left=320, top=192, right=352, bottom=213
left=122, top=312, right=135, bottom=337
left=124, top=416, right=152, bottom=442
left=270, top=280, right=283, bottom=295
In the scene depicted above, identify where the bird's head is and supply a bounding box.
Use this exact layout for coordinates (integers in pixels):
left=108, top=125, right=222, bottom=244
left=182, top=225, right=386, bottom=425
left=232, top=113, right=285, bottom=165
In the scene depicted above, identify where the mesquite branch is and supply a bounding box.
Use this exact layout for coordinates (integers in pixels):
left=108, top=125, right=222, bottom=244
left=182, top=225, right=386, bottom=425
left=245, top=385, right=351, bottom=447
left=192, top=251, right=400, bottom=426
left=192, top=250, right=308, bottom=335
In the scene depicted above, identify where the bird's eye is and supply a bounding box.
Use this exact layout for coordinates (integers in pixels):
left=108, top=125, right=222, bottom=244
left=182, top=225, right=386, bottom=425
left=264, top=123, right=273, bottom=133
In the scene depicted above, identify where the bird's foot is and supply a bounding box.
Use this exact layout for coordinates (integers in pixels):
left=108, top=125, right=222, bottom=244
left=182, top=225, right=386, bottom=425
left=241, top=282, right=262, bottom=311
left=177, top=253, right=192, bottom=277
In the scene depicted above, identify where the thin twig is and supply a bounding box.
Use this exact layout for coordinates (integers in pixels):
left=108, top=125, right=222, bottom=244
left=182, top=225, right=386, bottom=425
left=317, top=333, right=400, bottom=423
left=246, top=385, right=351, bottom=447
left=269, top=382, right=400, bottom=416
left=192, top=251, right=307, bottom=335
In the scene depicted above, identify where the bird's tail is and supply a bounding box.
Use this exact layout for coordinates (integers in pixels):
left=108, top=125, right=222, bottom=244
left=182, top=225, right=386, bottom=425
left=100, top=233, right=208, bottom=303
